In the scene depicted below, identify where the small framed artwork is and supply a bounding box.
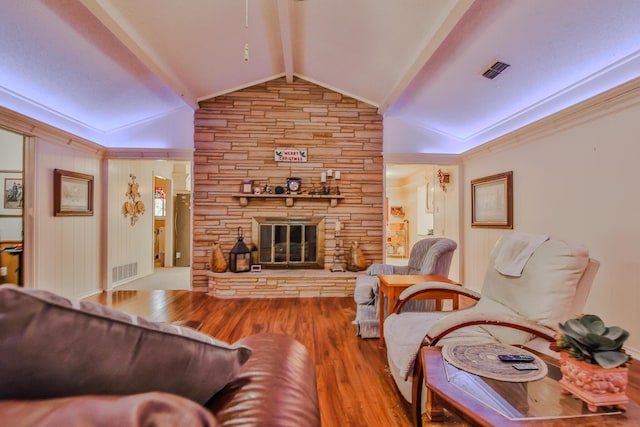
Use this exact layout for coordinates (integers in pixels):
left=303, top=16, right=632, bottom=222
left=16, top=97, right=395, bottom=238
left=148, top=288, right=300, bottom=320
left=54, top=169, right=94, bottom=216
left=471, top=171, right=513, bottom=228
left=2, top=171, right=23, bottom=215
left=241, top=179, right=253, bottom=194
left=390, top=206, right=405, bottom=217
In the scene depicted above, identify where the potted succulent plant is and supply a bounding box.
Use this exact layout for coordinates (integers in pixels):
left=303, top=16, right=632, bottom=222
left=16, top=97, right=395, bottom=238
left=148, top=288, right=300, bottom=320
left=555, top=314, right=630, bottom=412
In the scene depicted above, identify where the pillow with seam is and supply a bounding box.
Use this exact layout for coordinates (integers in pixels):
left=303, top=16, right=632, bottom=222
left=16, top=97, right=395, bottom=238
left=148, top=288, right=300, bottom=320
left=0, top=285, right=251, bottom=404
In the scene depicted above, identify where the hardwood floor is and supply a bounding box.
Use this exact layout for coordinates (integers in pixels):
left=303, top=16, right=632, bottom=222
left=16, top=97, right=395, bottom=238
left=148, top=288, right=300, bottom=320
left=85, top=290, right=467, bottom=427
left=86, top=290, right=640, bottom=426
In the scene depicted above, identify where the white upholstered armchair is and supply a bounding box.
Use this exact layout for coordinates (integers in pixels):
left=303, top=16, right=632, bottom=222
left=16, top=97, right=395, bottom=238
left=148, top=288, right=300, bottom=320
left=352, top=237, right=457, bottom=338
left=382, top=232, right=599, bottom=425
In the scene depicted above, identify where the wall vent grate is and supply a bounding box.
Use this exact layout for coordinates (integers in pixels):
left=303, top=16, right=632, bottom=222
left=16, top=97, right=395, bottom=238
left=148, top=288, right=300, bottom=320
left=482, top=61, right=511, bottom=79
left=112, top=262, right=138, bottom=282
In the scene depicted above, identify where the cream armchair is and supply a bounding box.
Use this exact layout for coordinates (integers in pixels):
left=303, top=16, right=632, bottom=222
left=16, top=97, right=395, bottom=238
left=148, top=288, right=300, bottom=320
left=382, top=233, right=599, bottom=425
left=352, top=237, right=457, bottom=338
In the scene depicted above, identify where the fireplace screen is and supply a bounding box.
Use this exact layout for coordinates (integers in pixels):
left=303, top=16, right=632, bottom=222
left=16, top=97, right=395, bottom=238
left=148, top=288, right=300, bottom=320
left=252, top=217, right=325, bottom=269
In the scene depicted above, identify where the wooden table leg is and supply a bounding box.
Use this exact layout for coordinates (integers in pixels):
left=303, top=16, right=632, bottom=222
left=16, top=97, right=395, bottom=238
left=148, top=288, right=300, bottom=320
left=385, top=290, right=399, bottom=345
left=378, top=289, right=386, bottom=346
left=379, top=288, right=397, bottom=347
left=425, top=387, right=446, bottom=422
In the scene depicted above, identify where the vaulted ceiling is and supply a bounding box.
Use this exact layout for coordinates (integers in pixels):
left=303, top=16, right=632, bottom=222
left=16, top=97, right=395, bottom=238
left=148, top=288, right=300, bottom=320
left=1, top=0, right=639, bottom=153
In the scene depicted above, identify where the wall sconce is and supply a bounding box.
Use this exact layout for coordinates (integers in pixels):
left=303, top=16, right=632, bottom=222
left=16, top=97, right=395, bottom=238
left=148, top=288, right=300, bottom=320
left=438, top=169, right=450, bottom=192
left=123, top=174, right=145, bottom=226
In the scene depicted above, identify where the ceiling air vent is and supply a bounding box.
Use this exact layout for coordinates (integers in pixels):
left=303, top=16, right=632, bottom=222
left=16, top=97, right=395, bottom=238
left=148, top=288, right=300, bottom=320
left=481, top=61, right=511, bottom=80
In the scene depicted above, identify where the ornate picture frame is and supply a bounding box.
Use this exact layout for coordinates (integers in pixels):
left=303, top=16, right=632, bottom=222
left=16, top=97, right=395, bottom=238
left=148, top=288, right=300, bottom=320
left=1, top=171, right=22, bottom=216
left=54, top=169, right=94, bottom=216
left=471, top=171, right=513, bottom=228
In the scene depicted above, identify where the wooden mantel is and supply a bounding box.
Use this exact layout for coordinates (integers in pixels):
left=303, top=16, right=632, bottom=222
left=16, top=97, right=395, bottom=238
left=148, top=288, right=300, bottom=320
left=233, top=193, right=345, bottom=207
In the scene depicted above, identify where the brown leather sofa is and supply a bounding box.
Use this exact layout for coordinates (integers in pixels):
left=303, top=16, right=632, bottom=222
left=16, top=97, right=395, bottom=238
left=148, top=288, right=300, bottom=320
left=0, top=284, right=320, bottom=426
left=0, top=333, right=320, bottom=427
left=208, top=333, right=321, bottom=426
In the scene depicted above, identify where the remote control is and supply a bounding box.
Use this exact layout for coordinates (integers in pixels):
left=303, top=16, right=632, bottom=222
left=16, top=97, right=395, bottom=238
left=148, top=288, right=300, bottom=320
left=498, top=354, right=534, bottom=362
left=512, top=362, right=539, bottom=371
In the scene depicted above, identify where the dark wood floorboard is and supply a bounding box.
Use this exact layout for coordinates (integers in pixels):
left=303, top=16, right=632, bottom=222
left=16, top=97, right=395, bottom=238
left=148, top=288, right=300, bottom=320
left=85, top=290, right=468, bottom=427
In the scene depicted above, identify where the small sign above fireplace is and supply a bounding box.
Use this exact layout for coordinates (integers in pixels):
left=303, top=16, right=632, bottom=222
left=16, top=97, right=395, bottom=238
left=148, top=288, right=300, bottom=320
left=274, top=148, right=307, bottom=162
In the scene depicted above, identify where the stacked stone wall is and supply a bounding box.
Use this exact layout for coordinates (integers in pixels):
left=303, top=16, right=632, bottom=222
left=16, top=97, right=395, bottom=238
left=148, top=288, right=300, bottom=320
left=193, top=77, right=383, bottom=294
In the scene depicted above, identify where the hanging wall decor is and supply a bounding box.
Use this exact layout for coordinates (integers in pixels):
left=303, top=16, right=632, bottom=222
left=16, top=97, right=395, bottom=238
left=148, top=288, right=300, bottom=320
left=123, top=174, right=145, bottom=226
left=471, top=171, right=513, bottom=229
left=53, top=169, right=94, bottom=216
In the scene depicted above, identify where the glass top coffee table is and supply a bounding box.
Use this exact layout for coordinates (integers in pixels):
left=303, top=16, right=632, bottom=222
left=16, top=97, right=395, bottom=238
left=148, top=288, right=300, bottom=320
left=422, top=346, right=640, bottom=426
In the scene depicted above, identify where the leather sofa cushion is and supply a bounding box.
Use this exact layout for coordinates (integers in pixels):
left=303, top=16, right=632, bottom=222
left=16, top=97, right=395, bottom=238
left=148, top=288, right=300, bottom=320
left=0, top=285, right=251, bottom=404
left=208, top=333, right=320, bottom=427
left=0, top=392, right=220, bottom=427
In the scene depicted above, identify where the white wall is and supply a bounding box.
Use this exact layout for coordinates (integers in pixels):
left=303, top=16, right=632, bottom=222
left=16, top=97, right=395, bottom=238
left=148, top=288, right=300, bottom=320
left=434, top=165, right=460, bottom=282
left=107, top=160, right=184, bottom=288
left=35, top=139, right=102, bottom=298
left=462, top=79, right=640, bottom=356
left=0, top=128, right=22, bottom=167
left=1, top=107, right=193, bottom=298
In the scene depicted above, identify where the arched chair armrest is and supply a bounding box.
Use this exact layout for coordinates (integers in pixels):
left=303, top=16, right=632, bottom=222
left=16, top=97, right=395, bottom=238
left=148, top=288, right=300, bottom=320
left=393, top=282, right=481, bottom=314
left=425, top=311, right=556, bottom=346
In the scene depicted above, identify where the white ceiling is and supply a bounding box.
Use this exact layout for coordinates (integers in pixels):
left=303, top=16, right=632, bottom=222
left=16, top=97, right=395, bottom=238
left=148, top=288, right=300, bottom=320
left=1, top=0, right=639, bottom=153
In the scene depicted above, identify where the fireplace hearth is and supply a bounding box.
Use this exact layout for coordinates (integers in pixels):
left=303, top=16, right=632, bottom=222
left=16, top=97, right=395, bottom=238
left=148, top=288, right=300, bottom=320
left=252, top=217, right=325, bottom=269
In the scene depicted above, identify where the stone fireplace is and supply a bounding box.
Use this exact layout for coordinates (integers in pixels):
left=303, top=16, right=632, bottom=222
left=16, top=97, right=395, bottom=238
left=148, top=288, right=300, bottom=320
left=252, top=217, right=325, bottom=269
left=192, top=76, right=384, bottom=296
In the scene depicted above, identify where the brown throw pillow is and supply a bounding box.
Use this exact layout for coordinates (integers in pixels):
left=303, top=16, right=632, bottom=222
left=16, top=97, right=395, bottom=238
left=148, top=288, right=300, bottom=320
left=0, top=285, right=251, bottom=404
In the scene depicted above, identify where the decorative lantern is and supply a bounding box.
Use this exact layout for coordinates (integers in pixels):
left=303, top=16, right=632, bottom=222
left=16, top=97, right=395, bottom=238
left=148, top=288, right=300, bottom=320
left=229, top=227, right=251, bottom=273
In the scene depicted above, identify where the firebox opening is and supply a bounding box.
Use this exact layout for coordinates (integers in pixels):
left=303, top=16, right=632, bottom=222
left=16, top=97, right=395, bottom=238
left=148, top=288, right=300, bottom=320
left=252, top=217, right=326, bottom=269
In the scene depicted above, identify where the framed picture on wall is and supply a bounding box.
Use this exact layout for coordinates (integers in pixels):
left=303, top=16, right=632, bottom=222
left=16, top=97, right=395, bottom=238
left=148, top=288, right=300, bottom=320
left=471, top=171, right=513, bottom=228
left=1, top=171, right=22, bottom=216
left=54, top=169, right=94, bottom=216
left=390, top=206, right=405, bottom=217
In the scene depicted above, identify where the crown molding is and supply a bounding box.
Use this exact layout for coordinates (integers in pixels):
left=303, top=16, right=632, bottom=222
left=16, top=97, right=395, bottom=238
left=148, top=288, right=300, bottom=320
left=0, top=107, right=105, bottom=156
left=104, top=147, right=193, bottom=160
left=383, top=152, right=462, bottom=165
left=462, top=77, right=640, bottom=160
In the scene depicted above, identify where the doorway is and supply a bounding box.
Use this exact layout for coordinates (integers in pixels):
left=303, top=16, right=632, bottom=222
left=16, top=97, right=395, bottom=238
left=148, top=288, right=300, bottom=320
left=173, top=192, right=191, bottom=267
left=384, top=163, right=461, bottom=281
left=153, top=176, right=170, bottom=268
left=0, top=128, right=24, bottom=286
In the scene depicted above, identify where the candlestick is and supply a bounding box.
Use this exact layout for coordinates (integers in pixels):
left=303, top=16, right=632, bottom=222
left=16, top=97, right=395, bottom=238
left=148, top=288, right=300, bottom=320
left=335, top=170, right=341, bottom=180
left=321, top=172, right=326, bottom=183
left=327, top=169, right=333, bottom=177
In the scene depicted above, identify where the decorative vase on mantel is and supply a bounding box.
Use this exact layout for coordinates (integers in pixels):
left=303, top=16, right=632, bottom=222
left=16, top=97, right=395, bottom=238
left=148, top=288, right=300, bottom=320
left=346, top=241, right=366, bottom=272
left=558, top=351, right=628, bottom=412
left=209, top=242, right=228, bottom=273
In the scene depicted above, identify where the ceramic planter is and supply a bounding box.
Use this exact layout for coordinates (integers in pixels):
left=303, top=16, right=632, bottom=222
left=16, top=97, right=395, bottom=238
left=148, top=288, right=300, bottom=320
left=558, top=351, right=629, bottom=412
